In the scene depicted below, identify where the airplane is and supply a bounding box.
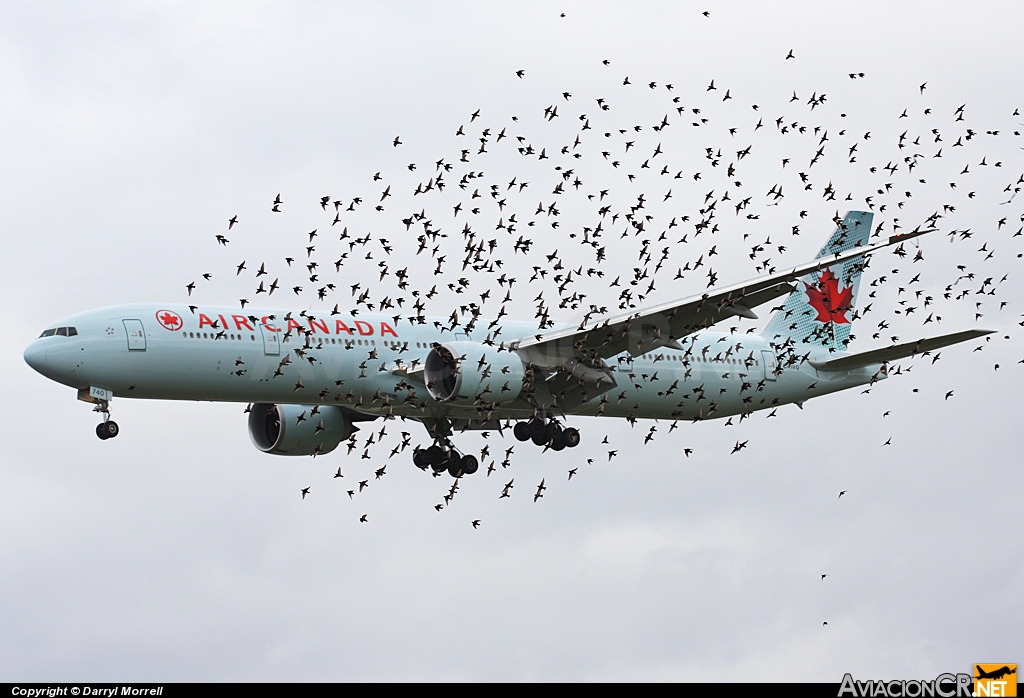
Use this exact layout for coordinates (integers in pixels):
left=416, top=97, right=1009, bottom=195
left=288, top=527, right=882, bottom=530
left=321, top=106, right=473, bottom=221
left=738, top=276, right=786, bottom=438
left=24, top=211, right=993, bottom=478
left=975, top=666, right=1017, bottom=681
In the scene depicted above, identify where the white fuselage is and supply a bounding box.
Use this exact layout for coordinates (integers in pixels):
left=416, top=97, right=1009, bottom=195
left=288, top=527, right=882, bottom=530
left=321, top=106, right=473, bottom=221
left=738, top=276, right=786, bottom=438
left=24, top=303, right=879, bottom=425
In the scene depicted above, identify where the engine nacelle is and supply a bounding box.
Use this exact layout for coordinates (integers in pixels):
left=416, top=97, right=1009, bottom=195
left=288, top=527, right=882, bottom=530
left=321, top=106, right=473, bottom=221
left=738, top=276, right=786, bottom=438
left=248, top=404, right=357, bottom=456
left=424, top=341, right=526, bottom=404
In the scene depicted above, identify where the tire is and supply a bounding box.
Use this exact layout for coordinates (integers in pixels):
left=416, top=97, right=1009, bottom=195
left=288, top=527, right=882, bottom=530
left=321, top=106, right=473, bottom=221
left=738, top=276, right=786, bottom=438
left=526, top=418, right=546, bottom=439
left=100, top=421, right=119, bottom=439
left=513, top=422, right=531, bottom=442
left=413, top=448, right=429, bottom=469
left=96, top=423, right=110, bottom=440
left=550, top=438, right=566, bottom=452
left=460, top=454, right=479, bottom=475
left=545, top=422, right=562, bottom=441
left=561, top=427, right=580, bottom=448
left=425, top=445, right=447, bottom=472
left=531, top=431, right=548, bottom=447
left=447, top=457, right=464, bottom=478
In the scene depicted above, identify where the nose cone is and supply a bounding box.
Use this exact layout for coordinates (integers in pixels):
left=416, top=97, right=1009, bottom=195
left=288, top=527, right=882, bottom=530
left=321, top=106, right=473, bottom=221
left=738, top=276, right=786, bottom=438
left=24, top=341, right=48, bottom=374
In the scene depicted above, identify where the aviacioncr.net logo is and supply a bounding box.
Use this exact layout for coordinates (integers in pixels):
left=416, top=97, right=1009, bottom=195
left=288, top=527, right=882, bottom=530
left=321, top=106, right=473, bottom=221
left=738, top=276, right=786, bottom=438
left=839, top=673, right=973, bottom=697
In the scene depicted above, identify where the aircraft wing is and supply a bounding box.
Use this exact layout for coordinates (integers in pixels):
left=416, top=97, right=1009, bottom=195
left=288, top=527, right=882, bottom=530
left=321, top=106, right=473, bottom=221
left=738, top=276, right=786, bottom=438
left=510, top=226, right=937, bottom=365
left=808, top=329, right=995, bottom=372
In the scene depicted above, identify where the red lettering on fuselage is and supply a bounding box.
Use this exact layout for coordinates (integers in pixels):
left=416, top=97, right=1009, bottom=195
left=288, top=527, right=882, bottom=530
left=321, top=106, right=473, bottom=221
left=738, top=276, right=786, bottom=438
left=197, top=309, right=397, bottom=337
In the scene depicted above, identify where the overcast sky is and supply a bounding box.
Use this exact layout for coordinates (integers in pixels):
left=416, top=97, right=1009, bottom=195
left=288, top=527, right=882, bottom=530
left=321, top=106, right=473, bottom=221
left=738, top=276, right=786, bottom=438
left=1, top=1, right=1022, bottom=681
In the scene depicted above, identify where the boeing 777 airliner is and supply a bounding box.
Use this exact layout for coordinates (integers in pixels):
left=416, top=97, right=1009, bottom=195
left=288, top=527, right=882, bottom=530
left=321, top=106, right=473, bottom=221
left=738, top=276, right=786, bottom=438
left=24, top=212, right=992, bottom=477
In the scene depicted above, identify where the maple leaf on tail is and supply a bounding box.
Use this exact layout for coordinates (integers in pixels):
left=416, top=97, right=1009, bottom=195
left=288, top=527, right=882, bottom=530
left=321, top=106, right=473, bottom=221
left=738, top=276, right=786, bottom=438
left=803, top=269, right=854, bottom=324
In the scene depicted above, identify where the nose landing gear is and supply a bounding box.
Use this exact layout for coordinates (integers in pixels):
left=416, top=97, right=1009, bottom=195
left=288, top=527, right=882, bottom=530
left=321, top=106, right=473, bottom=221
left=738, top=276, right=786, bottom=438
left=96, top=420, right=119, bottom=440
left=87, top=389, right=119, bottom=440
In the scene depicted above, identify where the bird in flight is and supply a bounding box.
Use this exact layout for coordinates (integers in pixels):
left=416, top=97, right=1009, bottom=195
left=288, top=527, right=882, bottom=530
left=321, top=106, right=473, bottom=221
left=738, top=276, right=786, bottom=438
left=22, top=54, right=1010, bottom=529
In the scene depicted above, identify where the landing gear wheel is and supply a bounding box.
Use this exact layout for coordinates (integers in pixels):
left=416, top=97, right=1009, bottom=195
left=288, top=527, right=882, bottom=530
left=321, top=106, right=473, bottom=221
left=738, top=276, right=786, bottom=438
left=96, top=423, right=109, bottom=440
left=561, top=427, right=580, bottom=448
left=531, top=431, right=548, bottom=447
left=513, top=422, right=531, bottom=442
left=526, top=418, right=546, bottom=439
left=96, top=421, right=119, bottom=440
left=425, top=445, right=447, bottom=473
left=447, top=456, right=464, bottom=478
left=413, top=448, right=429, bottom=470
left=459, top=454, right=479, bottom=475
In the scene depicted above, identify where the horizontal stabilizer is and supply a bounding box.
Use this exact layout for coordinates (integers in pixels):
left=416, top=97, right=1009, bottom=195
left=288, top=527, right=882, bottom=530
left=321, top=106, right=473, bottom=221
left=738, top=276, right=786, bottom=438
left=808, top=329, right=995, bottom=372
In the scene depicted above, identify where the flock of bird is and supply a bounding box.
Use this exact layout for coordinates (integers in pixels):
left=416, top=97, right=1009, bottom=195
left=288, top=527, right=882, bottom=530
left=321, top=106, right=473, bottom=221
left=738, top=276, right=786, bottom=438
left=181, top=23, right=1020, bottom=620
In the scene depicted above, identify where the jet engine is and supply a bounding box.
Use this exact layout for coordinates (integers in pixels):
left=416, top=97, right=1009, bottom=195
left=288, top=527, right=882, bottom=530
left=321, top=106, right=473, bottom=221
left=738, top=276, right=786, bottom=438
left=248, top=403, right=357, bottom=456
left=424, top=341, right=526, bottom=404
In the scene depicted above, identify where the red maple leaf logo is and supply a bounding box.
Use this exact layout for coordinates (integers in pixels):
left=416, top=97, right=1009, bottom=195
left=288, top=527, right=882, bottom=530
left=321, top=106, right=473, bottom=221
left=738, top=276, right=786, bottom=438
left=156, top=310, right=182, bottom=330
left=803, top=269, right=854, bottom=324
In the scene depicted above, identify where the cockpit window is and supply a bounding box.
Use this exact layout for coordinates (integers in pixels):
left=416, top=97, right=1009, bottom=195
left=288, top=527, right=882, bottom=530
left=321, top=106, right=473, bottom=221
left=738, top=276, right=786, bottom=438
left=39, top=327, right=77, bottom=338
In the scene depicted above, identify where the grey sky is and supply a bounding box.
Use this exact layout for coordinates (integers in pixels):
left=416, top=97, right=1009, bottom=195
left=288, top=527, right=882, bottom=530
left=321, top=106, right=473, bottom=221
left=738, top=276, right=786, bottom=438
left=1, top=1, right=1021, bottom=681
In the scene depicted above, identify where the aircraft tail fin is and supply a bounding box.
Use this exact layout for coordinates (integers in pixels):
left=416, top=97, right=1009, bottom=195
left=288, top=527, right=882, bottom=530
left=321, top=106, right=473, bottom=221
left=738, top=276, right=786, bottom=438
left=761, top=211, right=873, bottom=352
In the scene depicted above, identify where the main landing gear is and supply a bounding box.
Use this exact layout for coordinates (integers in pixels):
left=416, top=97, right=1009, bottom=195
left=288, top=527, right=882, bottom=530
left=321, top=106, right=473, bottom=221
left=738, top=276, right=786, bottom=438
left=513, top=417, right=580, bottom=451
left=412, top=443, right=479, bottom=478
left=93, top=397, right=119, bottom=440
